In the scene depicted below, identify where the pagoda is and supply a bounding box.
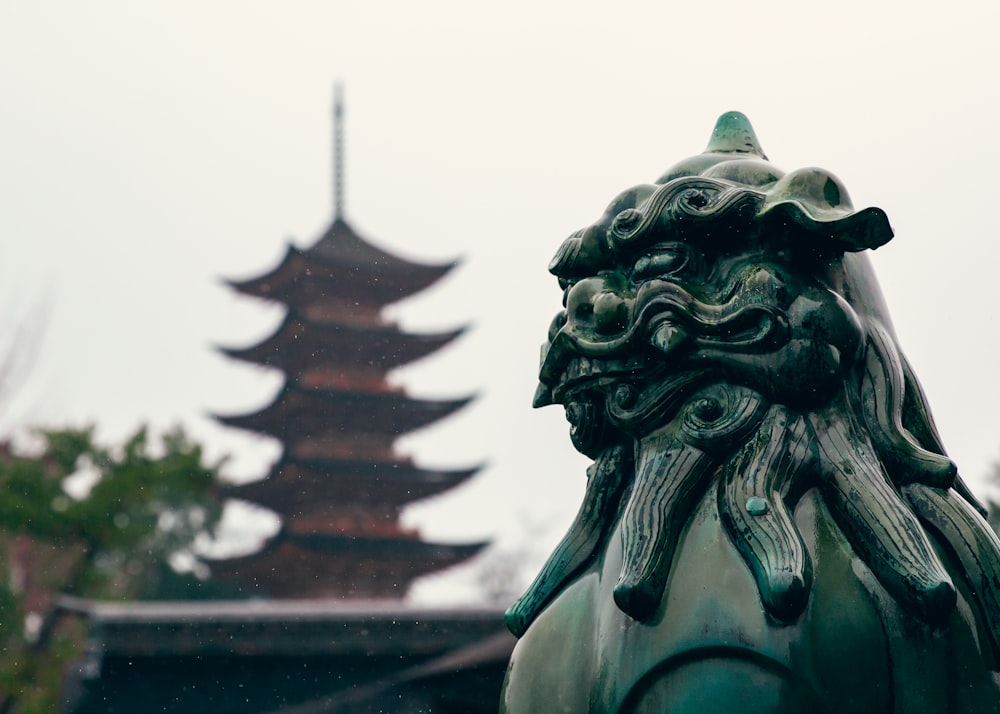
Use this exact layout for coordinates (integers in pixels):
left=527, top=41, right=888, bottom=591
left=208, top=87, right=486, bottom=599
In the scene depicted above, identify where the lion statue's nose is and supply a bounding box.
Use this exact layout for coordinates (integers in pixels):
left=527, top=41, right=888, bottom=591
left=564, top=277, right=631, bottom=337
left=591, top=292, right=629, bottom=335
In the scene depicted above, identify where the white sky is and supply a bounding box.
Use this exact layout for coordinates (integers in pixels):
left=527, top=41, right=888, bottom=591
left=1, top=1, right=999, bottom=604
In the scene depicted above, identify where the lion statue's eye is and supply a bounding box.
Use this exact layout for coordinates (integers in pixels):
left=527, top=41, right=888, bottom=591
left=632, top=244, right=690, bottom=281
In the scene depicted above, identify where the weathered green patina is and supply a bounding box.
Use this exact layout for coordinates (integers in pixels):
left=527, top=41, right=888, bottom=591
left=501, top=113, right=1000, bottom=713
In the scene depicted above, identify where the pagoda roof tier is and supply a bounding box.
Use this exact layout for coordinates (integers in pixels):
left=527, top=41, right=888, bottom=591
left=219, top=312, right=465, bottom=375
left=222, top=458, right=481, bottom=514
left=212, top=383, right=472, bottom=442
left=227, top=219, right=456, bottom=309
left=206, top=534, right=487, bottom=599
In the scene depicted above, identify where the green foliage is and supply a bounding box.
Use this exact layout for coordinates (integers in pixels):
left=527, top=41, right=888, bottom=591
left=0, top=425, right=223, bottom=712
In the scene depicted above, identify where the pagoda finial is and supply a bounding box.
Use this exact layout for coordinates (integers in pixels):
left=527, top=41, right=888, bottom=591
left=333, top=81, right=345, bottom=221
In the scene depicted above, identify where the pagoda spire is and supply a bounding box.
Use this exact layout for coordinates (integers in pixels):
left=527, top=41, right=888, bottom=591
left=333, top=81, right=345, bottom=221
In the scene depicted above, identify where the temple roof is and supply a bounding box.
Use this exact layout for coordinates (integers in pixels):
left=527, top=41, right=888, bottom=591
left=206, top=534, right=488, bottom=599
left=227, top=219, right=457, bottom=309
left=219, top=311, right=465, bottom=375
left=222, top=459, right=481, bottom=513
left=59, top=596, right=511, bottom=714
left=212, top=383, right=472, bottom=441
left=59, top=596, right=508, bottom=657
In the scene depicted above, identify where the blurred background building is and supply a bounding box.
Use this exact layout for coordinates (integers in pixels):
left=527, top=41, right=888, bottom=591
left=61, top=88, right=513, bottom=714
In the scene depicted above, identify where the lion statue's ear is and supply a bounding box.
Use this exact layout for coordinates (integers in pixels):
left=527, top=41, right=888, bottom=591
left=759, top=167, right=894, bottom=252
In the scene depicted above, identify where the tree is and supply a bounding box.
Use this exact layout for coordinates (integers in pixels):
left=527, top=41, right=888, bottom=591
left=0, top=426, right=222, bottom=714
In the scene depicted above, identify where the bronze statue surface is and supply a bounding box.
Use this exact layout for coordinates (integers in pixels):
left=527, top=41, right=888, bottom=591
left=501, top=113, right=1000, bottom=713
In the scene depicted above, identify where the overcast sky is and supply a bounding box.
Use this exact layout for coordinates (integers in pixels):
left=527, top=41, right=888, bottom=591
left=1, top=1, right=999, bottom=604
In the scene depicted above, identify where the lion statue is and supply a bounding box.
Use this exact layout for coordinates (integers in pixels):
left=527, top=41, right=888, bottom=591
left=500, top=113, right=1000, bottom=713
